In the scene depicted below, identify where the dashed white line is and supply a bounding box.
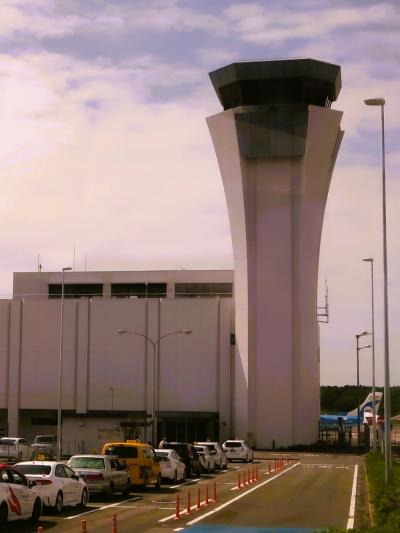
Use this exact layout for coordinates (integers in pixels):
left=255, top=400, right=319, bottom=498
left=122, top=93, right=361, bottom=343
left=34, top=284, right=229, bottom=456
left=65, top=496, right=141, bottom=520
left=169, top=478, right=201, bottom=489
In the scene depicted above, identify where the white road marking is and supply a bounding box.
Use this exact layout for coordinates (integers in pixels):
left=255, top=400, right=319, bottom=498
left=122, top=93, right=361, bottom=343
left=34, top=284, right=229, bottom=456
left=185, top=462, right=300, bottom=526
left=65, top=496, right=141, bottom=520
left=158, top=498, right=214, bottom=523
left=169, top=478, right=201, bottom=489
left=347, top=464, right=358, bottom=529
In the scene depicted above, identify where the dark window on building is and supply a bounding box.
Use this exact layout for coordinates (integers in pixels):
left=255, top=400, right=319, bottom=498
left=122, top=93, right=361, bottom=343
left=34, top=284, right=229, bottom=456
left=111, top=283, right=167, bottom=298
left=49, top=284, right=103, bottom=299
left=175, top=283, right=233, bottom=298
left=31, top=418, right=57, bottom=426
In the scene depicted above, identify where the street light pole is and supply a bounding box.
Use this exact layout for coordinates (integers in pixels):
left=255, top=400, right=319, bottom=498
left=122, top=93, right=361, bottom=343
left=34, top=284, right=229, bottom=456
left=356, top=331, right=371, bottom=449
left=57, top=266, right=72, bottom=461
left=117, top=329, right=192, bottom=445
left=364, top=97, right=391, bottom=482
left=363, top=258, right=377, bottom=452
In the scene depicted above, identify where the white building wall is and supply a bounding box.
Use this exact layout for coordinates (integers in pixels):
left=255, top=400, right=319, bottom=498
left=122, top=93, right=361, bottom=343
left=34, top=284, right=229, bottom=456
left=1, top=290, right=233, bottom=448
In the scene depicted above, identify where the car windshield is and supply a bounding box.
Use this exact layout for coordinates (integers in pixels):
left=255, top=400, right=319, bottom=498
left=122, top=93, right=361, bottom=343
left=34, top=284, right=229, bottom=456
left=0, top=439, right=16, bottom=445
left=35, top=437, right=55, bottom=443
left=169, top=445, right=188, bottom=457
left=15, top=465, right=51, bottom=476
left=69, top=457, right=105, bottom=469
left=155, top=452, right=169, bottom=461
left=104, top=445, right=138, bottom=459
left=194, top=447, right=205, bottom=454
left=205, top=444, right=216, bottom=452
left=225, top=441, right=242, bottom=447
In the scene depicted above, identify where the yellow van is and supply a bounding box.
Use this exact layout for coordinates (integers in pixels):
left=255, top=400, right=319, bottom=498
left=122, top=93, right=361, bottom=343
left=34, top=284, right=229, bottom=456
left=102, top=441, right=161, bottom=488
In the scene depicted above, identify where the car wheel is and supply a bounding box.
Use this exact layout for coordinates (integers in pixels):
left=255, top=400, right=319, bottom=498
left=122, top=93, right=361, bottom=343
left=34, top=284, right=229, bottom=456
left=31, top=498, right=41, bottom=523
left=0, top=502, right=8, bottom=524
left=55, top=492, right=63, bottom=513
left=122, top=481, right=130, bottom=497
left=78, top=489, right=88, bottom=509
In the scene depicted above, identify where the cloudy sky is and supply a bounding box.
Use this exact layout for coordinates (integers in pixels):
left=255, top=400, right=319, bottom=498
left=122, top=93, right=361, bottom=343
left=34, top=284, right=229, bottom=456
left=1, top=0, right=399, bottom=386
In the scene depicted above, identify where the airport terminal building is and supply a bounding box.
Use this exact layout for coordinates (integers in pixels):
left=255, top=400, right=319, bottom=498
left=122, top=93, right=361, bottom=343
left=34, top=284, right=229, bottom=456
left=0, top=270, right=234, bottom=454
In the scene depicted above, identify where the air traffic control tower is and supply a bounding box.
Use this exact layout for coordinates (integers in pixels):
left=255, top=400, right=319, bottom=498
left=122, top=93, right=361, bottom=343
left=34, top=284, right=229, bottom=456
left=207, top=58, right=343, bottom=447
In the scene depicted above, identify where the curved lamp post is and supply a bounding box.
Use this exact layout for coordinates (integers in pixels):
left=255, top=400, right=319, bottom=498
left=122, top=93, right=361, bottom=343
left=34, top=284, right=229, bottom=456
left=364, top=97, right=391, bottom=482
left=57, top=266, right=72, bottom=461
left=117, top=329, right=192, bottom=444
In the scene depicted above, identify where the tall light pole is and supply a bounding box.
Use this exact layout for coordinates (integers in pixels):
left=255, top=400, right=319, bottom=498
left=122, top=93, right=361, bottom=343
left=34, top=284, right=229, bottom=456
left=363, top=257, right=377, bottom=452
left=117, top=329, right=192, bottom=445
left=356, top=331, right=371, bottom=449
left=57, top=266, right=72, bottom=461
left=364, top=97, right=391, bottom=482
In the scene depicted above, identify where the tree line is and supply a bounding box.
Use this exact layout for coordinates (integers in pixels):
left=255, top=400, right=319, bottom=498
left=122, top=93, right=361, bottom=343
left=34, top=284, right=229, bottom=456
left=320, top=385, right=400, bottom=416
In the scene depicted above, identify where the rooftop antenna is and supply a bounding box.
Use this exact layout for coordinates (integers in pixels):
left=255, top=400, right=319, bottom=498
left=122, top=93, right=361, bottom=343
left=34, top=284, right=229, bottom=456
left=317, top=277, right=329, bottom=324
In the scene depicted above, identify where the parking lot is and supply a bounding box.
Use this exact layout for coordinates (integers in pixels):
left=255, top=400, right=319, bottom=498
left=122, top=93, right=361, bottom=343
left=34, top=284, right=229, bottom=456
left=1, top=452, right=368, bottom=532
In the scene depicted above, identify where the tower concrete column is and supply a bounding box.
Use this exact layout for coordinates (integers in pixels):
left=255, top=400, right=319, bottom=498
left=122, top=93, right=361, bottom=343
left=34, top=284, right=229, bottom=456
left=207, top=59, right=343, bottom=447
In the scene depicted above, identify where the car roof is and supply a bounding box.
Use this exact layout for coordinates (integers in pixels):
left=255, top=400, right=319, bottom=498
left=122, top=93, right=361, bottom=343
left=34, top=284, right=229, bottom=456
left=15, top=461, right=59, bottom=466
left=69, top=454, right=109, bottom=459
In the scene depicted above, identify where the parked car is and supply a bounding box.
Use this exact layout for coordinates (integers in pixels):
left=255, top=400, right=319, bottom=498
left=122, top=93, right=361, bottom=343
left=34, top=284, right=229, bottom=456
left=0, top=438, right=33, bottom=463
left=154, top=449, right=186, bottom=482
left=194, top=445, right=215, bottom=472
left=15, top=461, right=88, bottom=512
left=0, top=464, right=42, bottom=525
left=196, top=441, right=227, bottom=469
left=222, top=440, right=254, bottom=463
left=164, top=442, right=202, bottom=478
left=68, top=455, right=130, bottom=497
left=102, top=441, right=161, bottom=489
left=32, top=435, right=57, bottom=460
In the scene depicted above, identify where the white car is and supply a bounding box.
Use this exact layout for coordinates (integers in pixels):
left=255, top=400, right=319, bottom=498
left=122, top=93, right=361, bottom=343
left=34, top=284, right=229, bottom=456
left=15, top=461, right=88, bottom=513
left=194, top=445, right=215, bottom=472
left=196, top=442, right=227, bottom=469
left=0, top=438, right=33, bottom=462
left=154, top=449, right=186, bottom=483
left=68, top=455, right=130, bottom=497
left=0, top=464, right=42, bottom=524
left=222, top=440, right=254, bottom=463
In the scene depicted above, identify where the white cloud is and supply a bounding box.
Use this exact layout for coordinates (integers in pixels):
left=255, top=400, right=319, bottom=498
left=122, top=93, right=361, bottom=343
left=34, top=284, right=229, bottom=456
left=224, top=2, right=400, bottom=46
left=0, top=0, right=227, bottom=39
left=0, top=50, right=231, bottom=296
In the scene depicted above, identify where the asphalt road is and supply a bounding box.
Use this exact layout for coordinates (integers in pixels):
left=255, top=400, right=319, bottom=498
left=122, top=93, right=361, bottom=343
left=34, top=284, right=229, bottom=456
left=2, top=453, right=368, bottom=533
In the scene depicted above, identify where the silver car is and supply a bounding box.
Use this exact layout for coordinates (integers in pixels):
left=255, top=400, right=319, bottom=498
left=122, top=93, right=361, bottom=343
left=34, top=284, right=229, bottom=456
left=68, top=454, right=130, bottom=497
left=222, top=440, right=254, bottom=463
left=32, top=435, right=57, bottom=460
left=196, top=442, right=227, bottom=469
left=0, top=437, right=33, bottom=462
